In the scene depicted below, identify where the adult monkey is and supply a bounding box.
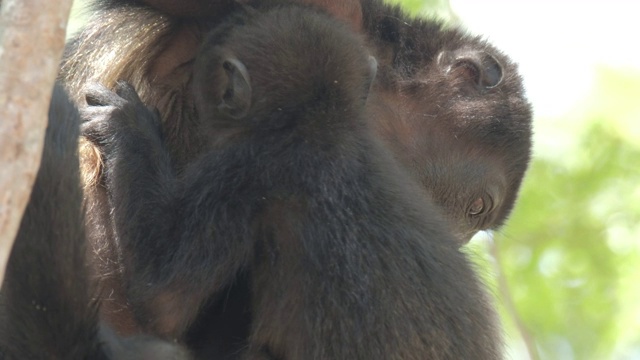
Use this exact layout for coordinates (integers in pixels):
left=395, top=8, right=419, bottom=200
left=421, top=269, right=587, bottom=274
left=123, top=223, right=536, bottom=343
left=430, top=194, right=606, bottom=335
left=361, top=0, right=532, bottom=241
left=61, top=0, right=531, bottom=349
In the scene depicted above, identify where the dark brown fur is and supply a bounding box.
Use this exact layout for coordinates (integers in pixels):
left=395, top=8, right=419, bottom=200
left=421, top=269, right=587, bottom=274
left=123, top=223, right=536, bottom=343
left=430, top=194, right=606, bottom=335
left=80, top=6, right=502, bottom=359
left=58, top=0, right=531, bottom=356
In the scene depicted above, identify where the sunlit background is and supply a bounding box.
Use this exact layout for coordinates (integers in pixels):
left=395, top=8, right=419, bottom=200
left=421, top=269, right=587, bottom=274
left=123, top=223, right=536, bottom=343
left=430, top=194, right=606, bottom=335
left=68, top=1, right=640, bottom=359
left=394, top=1, right=640, bottom=359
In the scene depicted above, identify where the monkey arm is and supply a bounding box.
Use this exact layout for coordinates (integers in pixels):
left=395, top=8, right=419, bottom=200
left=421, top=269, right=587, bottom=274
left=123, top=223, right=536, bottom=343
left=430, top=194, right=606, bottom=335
left=81, top=82, right=251, bottom=337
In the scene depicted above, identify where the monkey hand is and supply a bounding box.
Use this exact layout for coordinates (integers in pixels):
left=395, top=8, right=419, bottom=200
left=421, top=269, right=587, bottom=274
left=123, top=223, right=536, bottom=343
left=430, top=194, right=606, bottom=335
left=80, top=81, right=163, bottom=157
left=79, top=81, right=167, bottom=197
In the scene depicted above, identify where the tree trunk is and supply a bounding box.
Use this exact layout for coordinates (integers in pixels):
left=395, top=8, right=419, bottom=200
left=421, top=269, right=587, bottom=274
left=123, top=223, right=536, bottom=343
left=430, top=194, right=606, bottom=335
left=0, top=0, right=73, bottom=284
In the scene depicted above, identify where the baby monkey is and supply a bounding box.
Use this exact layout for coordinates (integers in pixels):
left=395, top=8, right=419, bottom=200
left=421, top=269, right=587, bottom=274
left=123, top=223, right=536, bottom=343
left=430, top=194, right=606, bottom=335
left=82, top=4, right=500, bottom=359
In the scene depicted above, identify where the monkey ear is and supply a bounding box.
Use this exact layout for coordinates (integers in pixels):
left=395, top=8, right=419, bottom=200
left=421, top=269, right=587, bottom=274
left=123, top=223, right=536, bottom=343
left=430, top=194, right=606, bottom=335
left=364, top=56, right=378, bottom=99
left=437, top=49, right=503, bottom=89
left=217, top=57, right=252, bottom=119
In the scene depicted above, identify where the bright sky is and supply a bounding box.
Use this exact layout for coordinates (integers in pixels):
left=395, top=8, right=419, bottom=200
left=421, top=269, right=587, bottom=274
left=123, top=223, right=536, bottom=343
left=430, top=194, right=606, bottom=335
left=450, top=0, right=640, bottom=119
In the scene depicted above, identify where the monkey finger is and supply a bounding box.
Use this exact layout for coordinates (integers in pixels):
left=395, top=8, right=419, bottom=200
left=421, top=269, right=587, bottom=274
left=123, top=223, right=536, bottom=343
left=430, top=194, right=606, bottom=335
left=78, top=105, right=118, bottom=123
left=78, top=107, right=118, bottom=142
left=112, top=81, right=162, bottom=134
left=84, top=83, right=126, bottom=107
left=114, top=81, right=144, bottom=104
left=138, top=107, right=164, bottom=138
left=79, top=122, right=106, bottom=145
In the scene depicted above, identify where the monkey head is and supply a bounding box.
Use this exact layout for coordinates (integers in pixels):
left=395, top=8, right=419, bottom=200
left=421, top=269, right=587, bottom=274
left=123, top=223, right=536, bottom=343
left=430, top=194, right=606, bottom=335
left=365, top=13, right=533, bottom=243
left=192, top=6, right=376, bottom=135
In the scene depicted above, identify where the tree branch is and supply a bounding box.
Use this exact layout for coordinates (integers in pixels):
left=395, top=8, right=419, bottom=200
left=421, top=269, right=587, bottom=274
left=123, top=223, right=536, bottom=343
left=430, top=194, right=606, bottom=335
left=0, top=0, right=74, bottom=284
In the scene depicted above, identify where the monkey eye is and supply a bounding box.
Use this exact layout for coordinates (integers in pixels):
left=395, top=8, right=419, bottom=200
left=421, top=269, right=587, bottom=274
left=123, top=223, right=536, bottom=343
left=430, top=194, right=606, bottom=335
left=471, top=194, right=494, bottom=216
left=468, top=197, right=485, bottom=216
left=467, top=194, right=496, bottom=219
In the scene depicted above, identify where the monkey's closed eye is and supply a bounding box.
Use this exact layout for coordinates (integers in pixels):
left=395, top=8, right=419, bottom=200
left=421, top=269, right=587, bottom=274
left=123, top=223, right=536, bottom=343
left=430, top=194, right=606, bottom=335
left=468, top=197, right=484, bottom=216
left=468, top=194, right=493, bottom=217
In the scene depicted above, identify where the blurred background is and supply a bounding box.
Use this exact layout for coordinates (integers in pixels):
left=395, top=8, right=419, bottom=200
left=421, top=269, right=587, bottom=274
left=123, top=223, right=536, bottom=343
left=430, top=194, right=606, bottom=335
left=385, top=1, right=640, bottom=359
left=67, top=0, right=640, bottom=359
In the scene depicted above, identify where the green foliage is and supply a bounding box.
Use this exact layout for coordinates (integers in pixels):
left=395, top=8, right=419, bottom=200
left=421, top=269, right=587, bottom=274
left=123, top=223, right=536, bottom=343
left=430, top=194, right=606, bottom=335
left=496, top=69, right=640, bottom=359
left=383, top=0, right=457, bottom=23
left=385, top=0, right=447, bottom=12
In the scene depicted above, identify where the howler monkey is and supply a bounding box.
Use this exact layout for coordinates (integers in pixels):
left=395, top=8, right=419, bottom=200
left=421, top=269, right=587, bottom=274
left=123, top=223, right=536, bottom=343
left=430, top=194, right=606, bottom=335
left=0, top=85, right=191, bottom=360
left=360, top=0, right=532, bottom=241
left=81, top=5, right=502, bottom=359
left=60, top=0, right=531, bottom=243
left=58, top=0, right=531, bottom=354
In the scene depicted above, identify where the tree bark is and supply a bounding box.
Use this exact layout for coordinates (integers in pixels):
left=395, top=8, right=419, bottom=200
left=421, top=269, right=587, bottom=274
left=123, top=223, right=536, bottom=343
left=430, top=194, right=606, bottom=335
left=0, top=0, right=73, bottom=284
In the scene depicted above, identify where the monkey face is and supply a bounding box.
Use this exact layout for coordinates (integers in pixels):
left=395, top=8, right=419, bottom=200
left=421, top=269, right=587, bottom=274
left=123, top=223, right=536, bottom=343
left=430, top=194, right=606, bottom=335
left=369, top=44, right=532, bottom=243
